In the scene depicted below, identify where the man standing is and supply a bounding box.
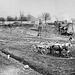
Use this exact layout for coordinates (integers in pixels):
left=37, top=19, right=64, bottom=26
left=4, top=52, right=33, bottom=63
left=37, top=19, right=42, bottom=38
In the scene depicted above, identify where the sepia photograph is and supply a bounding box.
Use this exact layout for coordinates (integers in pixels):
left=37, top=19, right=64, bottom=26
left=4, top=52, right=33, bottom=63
left=0, top=0, right=75, bottom=75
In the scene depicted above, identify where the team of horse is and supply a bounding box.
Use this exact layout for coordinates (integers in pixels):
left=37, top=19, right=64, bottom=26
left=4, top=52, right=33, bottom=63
left=33, top=43, right=72, bottom=57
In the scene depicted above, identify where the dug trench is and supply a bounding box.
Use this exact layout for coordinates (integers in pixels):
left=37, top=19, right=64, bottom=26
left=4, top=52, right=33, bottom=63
left=0, top=48, right=75, bottom=75
left=0, top=49, right=52, bottom=75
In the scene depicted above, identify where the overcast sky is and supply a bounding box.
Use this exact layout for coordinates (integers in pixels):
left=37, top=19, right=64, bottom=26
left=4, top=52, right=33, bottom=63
left=0, top=0, right=75, bottom=18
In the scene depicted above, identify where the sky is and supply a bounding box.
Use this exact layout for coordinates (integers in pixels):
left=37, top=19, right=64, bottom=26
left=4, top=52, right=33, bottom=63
left=0, top=0, right=75, bottom=19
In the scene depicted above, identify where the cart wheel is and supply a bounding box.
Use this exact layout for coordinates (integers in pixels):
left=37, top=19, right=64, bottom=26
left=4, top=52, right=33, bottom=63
left=61, top=49, right=68, bottom=57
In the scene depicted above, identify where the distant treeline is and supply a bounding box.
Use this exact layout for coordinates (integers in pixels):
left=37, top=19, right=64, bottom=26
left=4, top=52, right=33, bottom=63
left=0, top=15, right=34, bottom=22
left=0, top=13, right=36, bottom=28
left=0, top=11, right=36, bottom=22
left=0, top=24, right=34, bottom=28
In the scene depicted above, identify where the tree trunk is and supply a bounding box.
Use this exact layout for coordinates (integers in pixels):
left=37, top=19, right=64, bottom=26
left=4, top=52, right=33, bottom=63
left=45, top=19, right=46, bottom=24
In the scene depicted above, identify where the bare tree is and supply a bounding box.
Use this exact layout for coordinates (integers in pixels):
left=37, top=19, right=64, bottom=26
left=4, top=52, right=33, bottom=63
left=7, top=16, right=14, bottom=21
left=42, top=12, right=51, bottom=24
left=0, top=17, right=5, bottom=23
left=27, top=15, right=31, bottom=22
left=14, top=16, right=18, bottom=21
left=27, top=14, right=36, bottom=22
left=19, top=12, right=27, bottom=23
left=20, top=12, right=24, bottom=23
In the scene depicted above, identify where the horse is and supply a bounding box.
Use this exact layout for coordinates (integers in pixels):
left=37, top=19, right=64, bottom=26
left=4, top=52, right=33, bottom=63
left=49, top=44, right=62, bottom=56
left=49, top=43, right=72, bottom=57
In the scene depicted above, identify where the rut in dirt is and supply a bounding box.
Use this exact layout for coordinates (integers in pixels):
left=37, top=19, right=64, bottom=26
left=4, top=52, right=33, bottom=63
left=0, top=49, right=53, bottom=75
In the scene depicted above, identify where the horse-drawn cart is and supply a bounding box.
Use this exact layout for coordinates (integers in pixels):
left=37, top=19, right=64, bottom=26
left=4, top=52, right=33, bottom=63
left=33, top=43, right=72, bottom=58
